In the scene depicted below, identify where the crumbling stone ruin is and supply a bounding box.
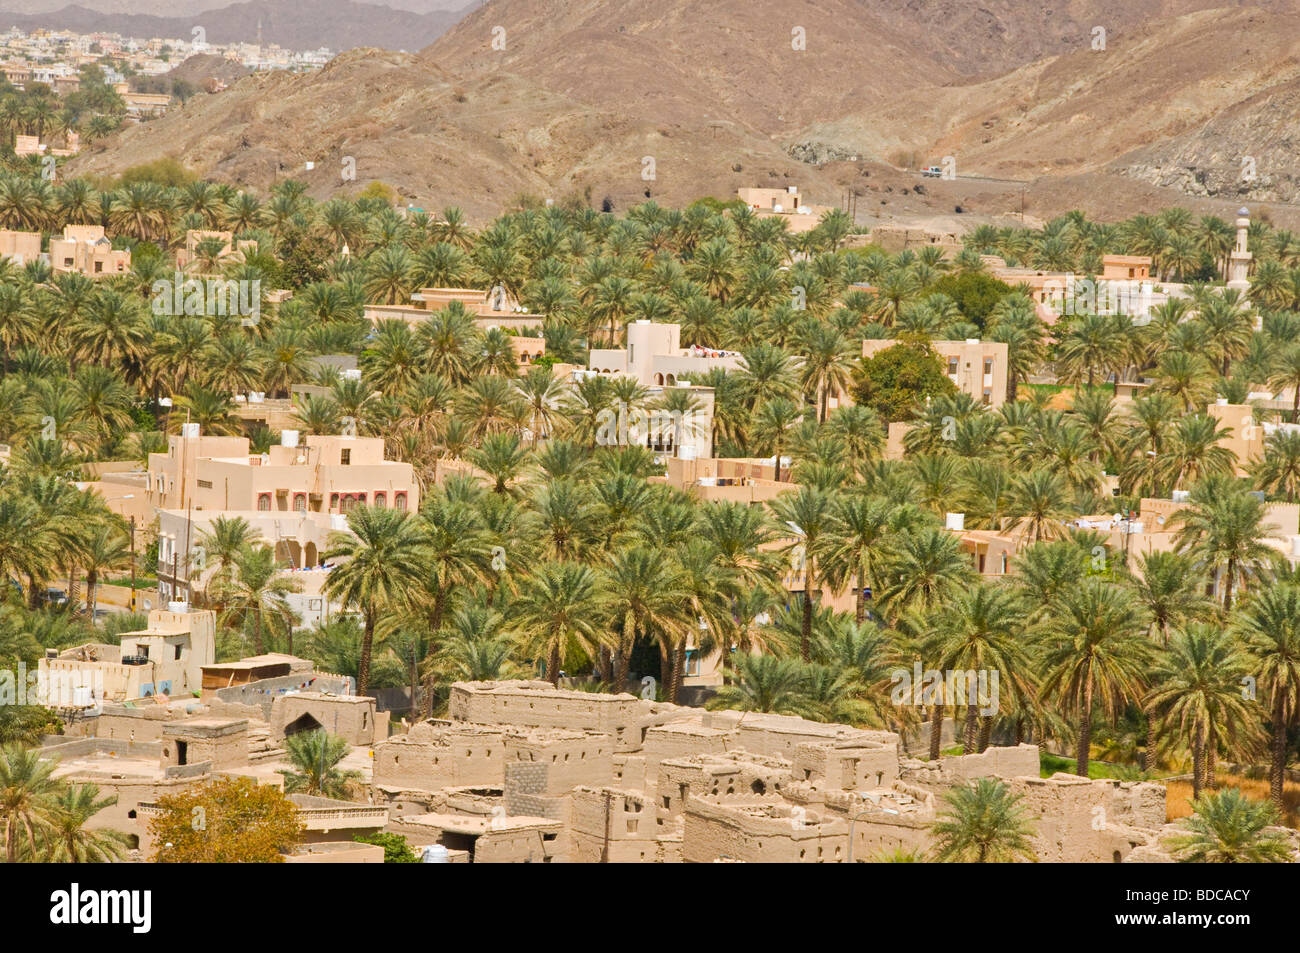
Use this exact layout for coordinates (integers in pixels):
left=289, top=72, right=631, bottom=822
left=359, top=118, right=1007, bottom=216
left=369, top=680, right=1176, bottom=863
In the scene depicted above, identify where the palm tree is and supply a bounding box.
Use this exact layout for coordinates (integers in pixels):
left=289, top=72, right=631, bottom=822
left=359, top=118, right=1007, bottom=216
left=1040, top=580, right=1151, bottom=777
left=1249, top=430, right=1300, bottom=502
left=1146, top=624, right=1262, bottom=797
left=704, top=655, right=815, bottom=716
left=932, top=584, right=1032, bottom=753
left=0, top=743, right=60, bottom=863
left=749, top=398, right=803, bottom=482
left=1164, top=789, right=1293, bottom=863
left=930, top=778, right=1037, bottom=862
left=770, top=486, right=836, bottom=661
left=324, top=505, right=425, bottom=696
left=43, top=782, right=129, bottom=862
left=278, top=730, right=363, bottom=799
left=1173, top=486, right=1274, bottom=612
left=77, top=521, right=131, bottom=618
left=514, top=560, right=607, bottom=685
left=1233, top=584, right=1300, bottom=808
left=1006, top=469, right=1071, bottom=544
left=411, top=496, right=489, bottom=715
left=211, top=544, right=300, bottom=655
left=798, top=322, right=855, bottom=422
left=602, top=546, right=689, bottom=689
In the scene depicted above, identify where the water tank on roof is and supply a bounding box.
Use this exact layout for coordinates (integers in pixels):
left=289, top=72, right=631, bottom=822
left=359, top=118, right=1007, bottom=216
left=421, top=845, right=450, bottom=863
left=168, top=600, right=189, bottom=613
left=281, top=429, right=300, bottom=448
left=181, top=423, right=200, bottom=438
left=945, top=513, right=965, bottom=532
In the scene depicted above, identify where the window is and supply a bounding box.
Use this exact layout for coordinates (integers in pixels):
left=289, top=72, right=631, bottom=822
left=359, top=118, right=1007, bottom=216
left=174, top=644, right=183, bottom=660
left=293, top=493, right=307, bottom=512
left=330, top=493, right=340, bottom=510
left=373, top=492, right=387, bottom=507
left=94, top=261, right=103, bottom=273
left=340, top=448, right=351, bottom=465
left=197, top=479, right=213, bottom=489
left=982, top=388, right=992, bottom=405
left=983, top=358, right=993, bottom=376
left=947, top=356, right=959, bottom=375
left=257, top=493, right=271, bottom=511
left=395, top=492, right=407, bottom=512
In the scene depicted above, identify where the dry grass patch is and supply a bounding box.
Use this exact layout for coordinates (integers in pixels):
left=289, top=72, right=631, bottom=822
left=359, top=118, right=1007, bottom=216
left=1165, top=775, right=1300, bottom=829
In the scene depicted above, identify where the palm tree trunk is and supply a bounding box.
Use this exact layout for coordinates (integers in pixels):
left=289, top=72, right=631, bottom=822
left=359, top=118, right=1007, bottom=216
left=409, top=642, right=420, bottom=717
left=1222, top=559, right=1235, bottom=612
left=251, top=607, right=264, bottom=655
left=1144, top=710, right=1158, bottom=772
left=1192, top=732, right=1205, bottom=800
left=358, top=608, right=375, bottom=696
left=612, top=650, right=629, bottom=691
left=86, top=570, right=98, bottom=621
left=668, top=643, right=684, bottom=704
left=800, top=584, right=812, bottom=662
left=1270, top=695, right=1286, bottom=808
left=1076, top=675, right=1094, bottom=777
left=977, top=716, right=992, bottom=753
left=547, top=644, right=561, bottom=686
left=928, top=704, right=943, bottom=760
left=963, top=703, right=979, bottom=753
left=855, top=568, right=866, bottom=623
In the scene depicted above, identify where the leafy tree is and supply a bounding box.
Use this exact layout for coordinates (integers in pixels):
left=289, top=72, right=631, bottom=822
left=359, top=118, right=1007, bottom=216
left=149, top=776, right=303, bottom=862
left=850, top=343, right=957, bottom=423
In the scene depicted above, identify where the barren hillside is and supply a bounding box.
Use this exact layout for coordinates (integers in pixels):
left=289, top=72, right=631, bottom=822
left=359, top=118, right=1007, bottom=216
left=66, top=0, right=1300, bottom=226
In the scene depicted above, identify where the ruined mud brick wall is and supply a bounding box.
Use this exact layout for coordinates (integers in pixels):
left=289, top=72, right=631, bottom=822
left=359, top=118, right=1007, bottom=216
left=820, top=788, right=934, bottom=858
left=568, top=787, right=662, bottom=863
left=373, top=723, right=508, bottom=791
left=657, top=750, right=795, bottom=831
left=448, top=680, right=649, bottom=746
left=705, top=709, right=899, bottom=762
left=682, top=798, right=852, bottom=863
left=1007, top=774, right=1168, bottom=862
left=272, top=692, right=381, bottom=745
left=791, top=738, right=899, bottom=791
left=505, top=729, right=614, bottom=792
left=640, top=723, right=732, bottom=788
left=899, top=743, right=1040, bottom=790
left=161, top=719, right=249, bottom=769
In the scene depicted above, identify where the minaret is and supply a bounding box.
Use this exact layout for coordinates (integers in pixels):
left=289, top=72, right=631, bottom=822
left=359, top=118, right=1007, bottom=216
left=1227, top=206, right=1252, bottom=292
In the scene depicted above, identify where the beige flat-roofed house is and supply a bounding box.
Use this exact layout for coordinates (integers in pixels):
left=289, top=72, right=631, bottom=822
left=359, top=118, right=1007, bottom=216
left=39, top=607, right=216, bottom=703
left=1100, top=254, right=1152, bottom=281
left=0, top=228, right=41, bottom=265
left=49, top=224, right=130, bottom=277
left=146, top=430, right=418, bottom=516
left=589, top=321, right=744, bottom=387
left=861, top=338, right=1009, bottom=408
left=736, top=185, right=834, bottom=233
left=147, top=429, right=418, bottom=602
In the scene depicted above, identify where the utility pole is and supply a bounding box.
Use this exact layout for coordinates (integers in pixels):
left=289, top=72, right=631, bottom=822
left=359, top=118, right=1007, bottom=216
left=129, top=516, right=136, bottom=612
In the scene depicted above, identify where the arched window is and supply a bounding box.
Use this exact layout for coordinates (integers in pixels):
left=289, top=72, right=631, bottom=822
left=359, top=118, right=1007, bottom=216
left=395, top=492, right=408, bottom=512
left=373, top=492, right=387, bottom=508
left=257, top=493, right=271, bottom=511
left=293, top=493, right=307, bottom=513
left=330, top=493, right=340, bottom=511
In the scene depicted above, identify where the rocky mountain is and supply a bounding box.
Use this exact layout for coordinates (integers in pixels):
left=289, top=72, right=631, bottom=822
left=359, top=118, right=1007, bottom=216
left=64, top=0, right=1300, bottom=228
left=0, top=0, right=477, bottom=52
